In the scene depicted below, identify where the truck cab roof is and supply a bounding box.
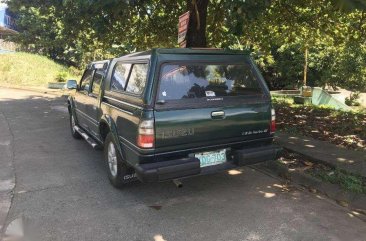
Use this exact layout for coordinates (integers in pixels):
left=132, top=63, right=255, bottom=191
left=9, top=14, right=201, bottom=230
left=115, top=48, right=251, bottom=62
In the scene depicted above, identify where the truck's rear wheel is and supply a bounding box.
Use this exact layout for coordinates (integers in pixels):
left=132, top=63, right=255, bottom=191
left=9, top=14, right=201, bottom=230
left=104, top=133, right=131, bottom=188
left=69, top=113, right=82, bottom=139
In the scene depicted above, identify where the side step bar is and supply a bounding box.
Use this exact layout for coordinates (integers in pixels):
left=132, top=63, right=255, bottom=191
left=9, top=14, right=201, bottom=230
left=74, top=126, right=101, bottom=149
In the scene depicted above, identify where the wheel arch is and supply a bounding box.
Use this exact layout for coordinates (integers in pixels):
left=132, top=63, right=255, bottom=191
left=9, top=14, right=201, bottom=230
left=67, top=96, right=80, bottom=124
left=99, top=115, right=125, bottom=160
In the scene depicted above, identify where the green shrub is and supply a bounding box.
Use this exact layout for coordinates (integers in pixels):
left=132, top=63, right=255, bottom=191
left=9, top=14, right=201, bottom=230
left=345, top=92, right=361, bottom=106
left=56, top=70, right=68, bottom=83
left=68, top=66, right=82, bottom=78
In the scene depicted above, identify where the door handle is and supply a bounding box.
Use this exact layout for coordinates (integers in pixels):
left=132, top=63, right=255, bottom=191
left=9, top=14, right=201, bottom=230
left=211, top=111, right=225, bottom=118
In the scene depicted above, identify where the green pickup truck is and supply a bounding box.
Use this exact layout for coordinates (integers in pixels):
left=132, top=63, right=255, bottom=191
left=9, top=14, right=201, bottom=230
left=67, top=48, right=280, bottom=188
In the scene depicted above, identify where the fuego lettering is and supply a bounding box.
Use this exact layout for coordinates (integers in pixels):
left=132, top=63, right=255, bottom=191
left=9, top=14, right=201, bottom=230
left=159, top=128, right=195, bottom=139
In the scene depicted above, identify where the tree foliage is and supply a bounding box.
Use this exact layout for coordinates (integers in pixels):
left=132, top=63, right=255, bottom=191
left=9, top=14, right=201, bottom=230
left=5, top=0, right=366, bottom=91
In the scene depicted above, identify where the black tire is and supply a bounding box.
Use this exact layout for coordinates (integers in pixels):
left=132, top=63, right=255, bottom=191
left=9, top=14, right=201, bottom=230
left=104, top=133, right=131, bottom=188
left=69, top=112, right=82, bottom=139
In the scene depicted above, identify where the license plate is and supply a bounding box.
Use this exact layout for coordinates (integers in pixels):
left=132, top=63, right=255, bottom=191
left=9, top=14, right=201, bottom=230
left=195, top=149, right=227, bottom=168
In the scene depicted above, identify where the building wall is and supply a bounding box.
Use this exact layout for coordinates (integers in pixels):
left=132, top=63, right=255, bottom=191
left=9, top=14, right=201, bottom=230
left=0, top=7, right=18, bottom=33
left=0, top=8, right=5, bottom=27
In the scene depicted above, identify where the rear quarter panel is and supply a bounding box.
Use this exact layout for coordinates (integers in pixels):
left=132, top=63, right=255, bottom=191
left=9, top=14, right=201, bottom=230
left=100, top=57, right=155, bottom=166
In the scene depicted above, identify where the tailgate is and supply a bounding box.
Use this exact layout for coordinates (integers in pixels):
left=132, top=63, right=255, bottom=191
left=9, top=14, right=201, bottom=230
left=154, top=101, right=271, bottom=149
left=153, top=60, right=272, bottom=151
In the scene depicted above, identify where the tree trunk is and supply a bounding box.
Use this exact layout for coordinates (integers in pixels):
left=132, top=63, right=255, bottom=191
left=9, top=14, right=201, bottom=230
left=303, top=46, right=309, bottom=86
left=186, top=0, right=209, bottom=48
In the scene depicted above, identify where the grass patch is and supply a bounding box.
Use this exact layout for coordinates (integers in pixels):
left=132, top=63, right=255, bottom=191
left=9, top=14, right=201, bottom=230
left=279, top=150, right=366, bottom=194
left=0, top=52, right=80, bottom=87
left=309, top=168, right=366, bottom=194
left=272, top=96, right=295, bottom=105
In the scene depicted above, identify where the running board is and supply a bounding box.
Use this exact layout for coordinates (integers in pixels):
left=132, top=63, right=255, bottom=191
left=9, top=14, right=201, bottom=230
left=74, top=126, right=101, bottom=149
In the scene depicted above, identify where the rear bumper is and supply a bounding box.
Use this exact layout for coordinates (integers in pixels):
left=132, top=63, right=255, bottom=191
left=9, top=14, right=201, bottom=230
left=233, top=145, right=282, bottom=166
left=134, top=145, right=282, bottom=183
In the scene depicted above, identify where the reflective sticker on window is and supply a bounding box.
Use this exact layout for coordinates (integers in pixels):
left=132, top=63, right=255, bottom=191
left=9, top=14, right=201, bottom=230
left=205, top=91, right=216, bottom=97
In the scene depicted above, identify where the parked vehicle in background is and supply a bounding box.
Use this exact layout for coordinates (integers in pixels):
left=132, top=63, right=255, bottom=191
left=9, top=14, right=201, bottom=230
left=67, top=48, right=280, bottom=188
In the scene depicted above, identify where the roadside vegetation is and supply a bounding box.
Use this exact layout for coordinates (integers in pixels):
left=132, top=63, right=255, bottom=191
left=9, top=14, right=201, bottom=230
left=274, top=98, right=366, bottom=150
left=279, top=150, right=366, bottom=194
left=6, top=0, right=366, bottom=93
left=0, top=52, right=80, bottom=87
left=310, top=168, right=366, bottom=194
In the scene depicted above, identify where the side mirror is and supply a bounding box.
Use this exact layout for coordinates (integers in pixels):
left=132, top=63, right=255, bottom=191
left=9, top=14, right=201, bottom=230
left=66, top=79, right=78, bottom=90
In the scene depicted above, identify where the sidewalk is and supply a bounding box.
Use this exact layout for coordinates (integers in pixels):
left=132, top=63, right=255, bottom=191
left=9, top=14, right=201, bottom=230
left=276, top=131, right=366, bottom=177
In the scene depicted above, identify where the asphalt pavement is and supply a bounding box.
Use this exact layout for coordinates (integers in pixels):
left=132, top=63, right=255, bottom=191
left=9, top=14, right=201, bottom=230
left=0, top=88, right=365, bottom=241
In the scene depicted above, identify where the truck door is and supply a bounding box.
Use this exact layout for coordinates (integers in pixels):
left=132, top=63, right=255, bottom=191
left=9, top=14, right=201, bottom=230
left=74, top=68, right=94, bottom=132
left=86, top=69, right=104, bottom=138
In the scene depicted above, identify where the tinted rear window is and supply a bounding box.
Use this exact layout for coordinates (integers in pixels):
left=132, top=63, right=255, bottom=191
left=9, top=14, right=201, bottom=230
left=157, top=64, right=262, bottom=101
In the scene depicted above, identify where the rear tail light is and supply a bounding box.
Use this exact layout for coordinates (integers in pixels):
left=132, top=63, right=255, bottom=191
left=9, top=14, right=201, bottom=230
left=270, top=108, right=276, bottom=134
left=137, top=120, right=155, bottom=148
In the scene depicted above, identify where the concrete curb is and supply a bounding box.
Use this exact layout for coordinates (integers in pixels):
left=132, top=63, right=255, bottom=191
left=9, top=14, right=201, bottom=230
left=257, top=161, right=366, bottom=220
left=0, top=85, right=65, bottom=98
left=274, top=133, right=366, bottom=178
left=280, top=146, right=340, bottom=169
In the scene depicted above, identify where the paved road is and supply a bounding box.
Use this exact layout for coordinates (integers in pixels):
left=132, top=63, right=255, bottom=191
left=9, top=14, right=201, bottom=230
left=0, top=88, right=365, bottom=241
